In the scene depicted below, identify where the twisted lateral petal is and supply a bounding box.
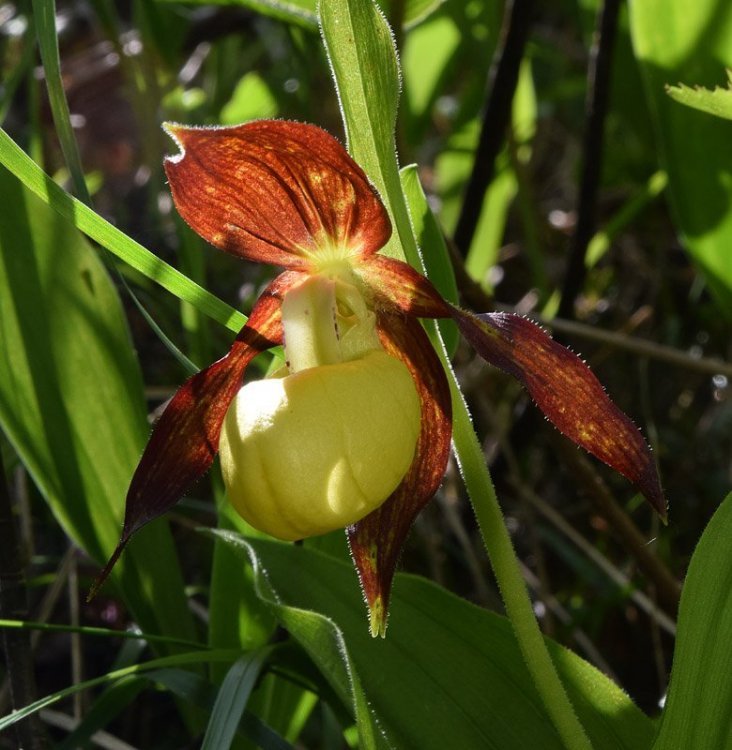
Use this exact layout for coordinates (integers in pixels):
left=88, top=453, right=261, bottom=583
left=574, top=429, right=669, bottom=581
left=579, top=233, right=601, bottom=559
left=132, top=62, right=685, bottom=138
left=356, top=255, right=452, bottom=318
left=164, top=121, right=391, bottom=269
left=452, top=308, right=666, bottom=518
left=90, top=272, right=300, bottom=597
left=348, top=314, right=452, bottom=637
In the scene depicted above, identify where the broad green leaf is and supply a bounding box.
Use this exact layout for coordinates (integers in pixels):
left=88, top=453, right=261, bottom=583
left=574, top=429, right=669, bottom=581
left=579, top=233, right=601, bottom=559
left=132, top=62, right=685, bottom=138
left=629, top=1, right=732, bottom=316
left=210, top=499, right=316, bottom=744
left=666, top=70, right=732, bottom=121
left=653, top=492, right=732, bottom=749
left=215, top=534, right=655, bottom=750
left=0, top=166, right=197, bottom=649
left=208, top=498, right=276, bottom=663
left=0, top=128, right=245, bottom=333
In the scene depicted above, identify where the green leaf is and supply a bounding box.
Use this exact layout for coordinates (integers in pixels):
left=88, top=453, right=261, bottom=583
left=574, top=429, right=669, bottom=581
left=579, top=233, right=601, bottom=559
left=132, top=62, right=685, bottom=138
left=0, top=165, right=197, bottom=648
left=629, top=2, right=732, bottom=316
left=402, top=11, right=461, bottom=138
left=201, top=649, right=272, bottom=750
left=666, top=70, right=732, bottom=120
left=400, top=165, right=459, bottom=353
left=320, top=0, right=419, bottom=268
left=221, top=72, right=279, bottom=124
left=213, top=533, right=655, bottom=750
left=33, top=0, right=90, bottom=204
left=208, top=532, right=385, bottom=750
left=652, top=492, right=732, bottom=749
left=0, top=127, right=246, bottom=334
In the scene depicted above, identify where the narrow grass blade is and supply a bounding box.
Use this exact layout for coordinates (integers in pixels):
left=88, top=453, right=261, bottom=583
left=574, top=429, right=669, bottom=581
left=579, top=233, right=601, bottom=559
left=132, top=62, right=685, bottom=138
left=201, top=648, right=272, bottom=750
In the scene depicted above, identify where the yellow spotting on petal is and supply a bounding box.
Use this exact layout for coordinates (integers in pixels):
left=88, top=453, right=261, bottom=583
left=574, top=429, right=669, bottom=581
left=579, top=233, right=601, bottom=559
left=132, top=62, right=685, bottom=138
left=219, top=350, right=421, bottom=540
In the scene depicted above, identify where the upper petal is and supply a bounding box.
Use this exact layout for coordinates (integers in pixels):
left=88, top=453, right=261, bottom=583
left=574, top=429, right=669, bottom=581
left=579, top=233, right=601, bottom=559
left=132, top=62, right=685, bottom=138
left=451, top=308, right=666, bottom=518
left=347, top=313, right=452, bottom=637
left=164, top=121, right=391, bottom=269
left=90, top=271, right=301, bottom=596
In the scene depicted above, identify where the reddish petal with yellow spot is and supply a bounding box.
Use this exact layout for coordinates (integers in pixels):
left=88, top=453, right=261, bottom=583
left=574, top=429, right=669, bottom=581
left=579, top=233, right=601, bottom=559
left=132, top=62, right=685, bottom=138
left=90, top=271, right=302, bottom=597
left=451, top=308, right=666, bottom=518
left=348, top=313, right=452, bottom=636
left=164, top=121, right=391, bottom=269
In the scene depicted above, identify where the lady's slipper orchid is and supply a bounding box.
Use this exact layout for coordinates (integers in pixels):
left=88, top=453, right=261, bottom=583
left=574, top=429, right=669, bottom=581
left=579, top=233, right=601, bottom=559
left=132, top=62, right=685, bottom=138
left=94, top=120, right=665, bottom=635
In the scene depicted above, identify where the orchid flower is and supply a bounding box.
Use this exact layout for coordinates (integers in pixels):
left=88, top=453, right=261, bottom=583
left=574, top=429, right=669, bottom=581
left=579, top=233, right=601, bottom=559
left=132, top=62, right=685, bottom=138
left=94, top=120, right=665, bottom=635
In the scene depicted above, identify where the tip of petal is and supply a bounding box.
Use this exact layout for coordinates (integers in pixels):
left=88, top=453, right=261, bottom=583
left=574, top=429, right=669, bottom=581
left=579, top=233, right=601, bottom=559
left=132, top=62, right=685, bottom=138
left=87, top=538, right=128, bottom=602
left=368, top=595, right=387, bottom=638
left=162, top=121, right=187, bottom=163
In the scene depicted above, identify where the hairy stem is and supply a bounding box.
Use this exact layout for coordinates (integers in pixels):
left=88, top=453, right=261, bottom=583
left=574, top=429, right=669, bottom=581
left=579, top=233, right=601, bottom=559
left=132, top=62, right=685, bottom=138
left=444, top=351, right=594, bottom=750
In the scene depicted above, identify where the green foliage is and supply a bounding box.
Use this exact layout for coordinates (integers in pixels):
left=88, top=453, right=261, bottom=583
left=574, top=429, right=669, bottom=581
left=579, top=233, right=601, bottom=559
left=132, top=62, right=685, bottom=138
left=666, top=70, right=732, bottom=121
left=652, top=493, right=732, bottom=749
left=0, top=166, right=196, bottom=647
left=213, top=532, right=654, bottom=750
left=630, top=0, right=732, bottom=316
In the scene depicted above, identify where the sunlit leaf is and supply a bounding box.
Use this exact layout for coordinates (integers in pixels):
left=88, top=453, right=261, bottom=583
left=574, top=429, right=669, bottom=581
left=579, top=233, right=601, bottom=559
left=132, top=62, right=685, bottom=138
left=400, top=165, right=459, bottom=353
left=666, top=70, right=732, bottom=120
left=0, top=166, right=197, bottom=649
left=630, top=1, right=732, bottom=315
left=320, top=0, right=419, bottom=267
left=213, top=533, right=656, bottom=750
left=652, top=492, right=732, bottom=749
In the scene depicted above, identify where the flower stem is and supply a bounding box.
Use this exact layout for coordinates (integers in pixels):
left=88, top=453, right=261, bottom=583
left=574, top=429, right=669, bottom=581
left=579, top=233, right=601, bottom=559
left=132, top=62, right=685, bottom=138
left=446, top=365, right=594, bottom=750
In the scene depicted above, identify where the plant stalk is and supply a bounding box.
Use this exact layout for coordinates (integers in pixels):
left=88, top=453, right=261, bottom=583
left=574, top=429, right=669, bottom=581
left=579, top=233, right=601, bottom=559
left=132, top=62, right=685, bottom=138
left=446, top=368, right=594, bottom=750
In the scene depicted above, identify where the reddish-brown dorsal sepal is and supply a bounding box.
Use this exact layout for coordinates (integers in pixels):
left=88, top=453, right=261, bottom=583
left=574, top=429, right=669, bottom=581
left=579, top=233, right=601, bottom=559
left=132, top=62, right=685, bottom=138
left=164, top=121, right=391, bottom=269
